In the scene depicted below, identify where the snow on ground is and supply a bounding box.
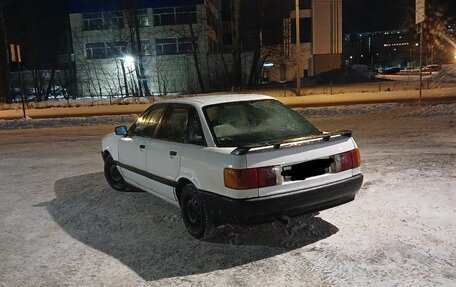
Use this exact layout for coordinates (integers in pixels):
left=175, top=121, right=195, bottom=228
left=0, top=115, right=136, bottom=130
left=298, top=102, right=456, bottom=118
left=1, top=102, right=456, bottom=130
left=0, top=104, right=455, bottom=286
left=0, top=96, right=154, bottom=111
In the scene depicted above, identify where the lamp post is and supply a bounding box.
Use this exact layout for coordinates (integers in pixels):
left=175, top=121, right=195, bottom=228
left=416, top=0, right=425, bottom=105
left=10, top=44, right=26, bottom=119
left=295, top=0, right=301, bottom=96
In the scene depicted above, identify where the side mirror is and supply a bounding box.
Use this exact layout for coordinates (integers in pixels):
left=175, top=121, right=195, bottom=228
left=115, top=126, right=128, bottom=136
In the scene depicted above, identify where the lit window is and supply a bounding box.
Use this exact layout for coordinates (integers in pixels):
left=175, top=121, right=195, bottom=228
left=138, top=10, right=150, bottom=27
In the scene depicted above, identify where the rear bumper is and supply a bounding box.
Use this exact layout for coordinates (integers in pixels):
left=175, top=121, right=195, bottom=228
left=201, top=174, right=363, bottom=225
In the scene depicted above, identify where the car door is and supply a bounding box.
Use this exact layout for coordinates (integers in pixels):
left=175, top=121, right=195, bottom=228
left=145, top=105, right=190, bottom=201
left=118, top=105, right=166, bottom=188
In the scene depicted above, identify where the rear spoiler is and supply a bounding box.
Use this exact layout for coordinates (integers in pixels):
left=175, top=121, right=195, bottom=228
left=231, top=130, right=353, bottom=155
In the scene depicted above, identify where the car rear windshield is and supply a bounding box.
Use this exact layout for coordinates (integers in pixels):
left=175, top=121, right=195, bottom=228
left=203, top=99, right=321, bottom=147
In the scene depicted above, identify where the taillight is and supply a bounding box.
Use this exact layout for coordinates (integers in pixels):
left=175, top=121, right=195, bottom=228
left=257, top=167, right=277, bottom=187
left=350, top=148, right=361, bottom=168
left=332, top=148, right=361, bottom=172
left=224, top=166, right=277, bottom=190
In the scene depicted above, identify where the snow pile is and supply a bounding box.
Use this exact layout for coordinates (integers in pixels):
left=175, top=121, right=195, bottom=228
left=298, top=103, right=456, bottom=118
left=0, top=115, right=136, bottom=130
left=0, top=96, right=156, bottom=111
left=296, top=103, right=399, bottom=118
left=1, top=102, right=455, bottom=130
left=398, top=103, right=456, bottom=117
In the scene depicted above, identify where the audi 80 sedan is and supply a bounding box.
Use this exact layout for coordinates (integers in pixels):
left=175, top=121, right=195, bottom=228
left=102, top=94, right=363, bottom=239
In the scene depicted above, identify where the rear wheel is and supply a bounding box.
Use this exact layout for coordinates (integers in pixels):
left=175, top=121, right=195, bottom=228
left=180, top=184, right=214, bottom=239
left=104, top=154, right=139, bottom=192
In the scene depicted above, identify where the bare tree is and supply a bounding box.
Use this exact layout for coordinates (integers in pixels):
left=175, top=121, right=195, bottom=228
left=123, top=0, right=152, bottom=97
left=187, top=19, right=205, bottom=92
left=230, top=0, right=242, bottom=90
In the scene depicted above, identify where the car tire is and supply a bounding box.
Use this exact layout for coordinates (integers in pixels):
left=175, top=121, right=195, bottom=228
left=104, top=154, right=140, bottom=192
left=180, top=184, right=214, bottom=239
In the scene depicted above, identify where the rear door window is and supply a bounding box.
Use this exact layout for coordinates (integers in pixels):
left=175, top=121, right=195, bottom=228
left=156, top=106, right=189, bottom=142
left=186, top=109, right=205, bottom=146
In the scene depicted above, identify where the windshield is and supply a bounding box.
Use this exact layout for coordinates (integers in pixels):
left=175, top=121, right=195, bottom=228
left=203, top=99, right=321, bottom=147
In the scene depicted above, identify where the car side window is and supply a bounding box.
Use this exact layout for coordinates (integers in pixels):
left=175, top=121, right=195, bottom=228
left=156, top=107, right=189, bottom=142
left=131, top=106, right=165, bottom=137
left=187, top=109, right=205, bottom=146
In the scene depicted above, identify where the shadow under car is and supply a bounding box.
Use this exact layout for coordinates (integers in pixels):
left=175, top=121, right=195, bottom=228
left=44, top=172, right=339, bottom=281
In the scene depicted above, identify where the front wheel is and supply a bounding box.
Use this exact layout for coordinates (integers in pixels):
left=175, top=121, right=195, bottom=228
left=180, top=184, right=214, bottom=239
left=104, top=154, right=133, bottom=192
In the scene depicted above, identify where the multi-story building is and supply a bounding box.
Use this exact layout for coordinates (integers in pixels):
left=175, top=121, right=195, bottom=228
left=343, top=30, right=416, bottom=68
left=446, top=24, right=456, bottom=63
left=261, top=0, right=343, bottom=82
left=343, top=24, right=456, bottom=68
left=448, top=24, right=456, bottom=38
left=69, top=0, right=226, bottom=97
left=69, top=0, right=343, bottom=96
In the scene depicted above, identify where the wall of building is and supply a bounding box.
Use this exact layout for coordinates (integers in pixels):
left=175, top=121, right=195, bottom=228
left=312, top=0, right=342, bottom=55
left=311, top=53, right=342, bottom=75
left=265, top=43, right=312, bottom=82
left=264, top=0, right=342, bottom=82
left=69, top=1, right=258, bottom=96
left=343, top=26, right=456, bottom=68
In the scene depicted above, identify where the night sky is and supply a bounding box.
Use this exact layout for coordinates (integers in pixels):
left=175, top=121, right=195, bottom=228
left=344, top=0, right=456, bottom=33
left=3, top=0, right=456, bottom=66
left=4, top=0, right=68, bottom=66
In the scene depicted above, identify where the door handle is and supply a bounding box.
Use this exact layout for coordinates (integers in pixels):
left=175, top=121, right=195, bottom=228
left=139, top=144, right=146, bottom=150
left=169, top=151, right=178, bottom=157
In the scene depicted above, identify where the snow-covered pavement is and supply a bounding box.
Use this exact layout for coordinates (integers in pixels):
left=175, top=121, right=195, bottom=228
left=0, top=104, right=455, bottom=286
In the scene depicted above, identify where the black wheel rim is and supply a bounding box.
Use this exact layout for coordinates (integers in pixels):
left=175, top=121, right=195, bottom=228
left=109, top=164, right=122, bottom=183
left=185, top=196, right=202, bottom=230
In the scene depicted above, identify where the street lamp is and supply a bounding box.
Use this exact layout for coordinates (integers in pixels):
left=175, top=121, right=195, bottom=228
left=117, top=55, right=135, bottom=98
left=122, top=55, right=135, bottom=70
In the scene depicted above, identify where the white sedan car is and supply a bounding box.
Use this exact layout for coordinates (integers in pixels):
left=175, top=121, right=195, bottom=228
left=102, top=94, right=363, bottom=239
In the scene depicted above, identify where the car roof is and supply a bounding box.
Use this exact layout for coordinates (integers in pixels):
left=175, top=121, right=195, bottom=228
left=157, top=94, right=274, bottom=108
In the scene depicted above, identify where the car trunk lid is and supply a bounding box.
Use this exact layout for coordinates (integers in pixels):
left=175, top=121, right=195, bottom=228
left=242, top=131, right=358, bottom=197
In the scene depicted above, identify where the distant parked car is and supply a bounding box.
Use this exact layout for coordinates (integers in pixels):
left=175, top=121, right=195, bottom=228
left=11, top=88, right=40, bottom=102
left=398, top=68, right=421, bottom=75
left=380, top=67, right=401, bottom=75
left=421, top=64, right=440, bottom=74
left=47, top=86, right=68, bottom=100
left=101, top=95, right=364, bottom=239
